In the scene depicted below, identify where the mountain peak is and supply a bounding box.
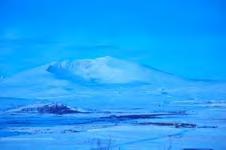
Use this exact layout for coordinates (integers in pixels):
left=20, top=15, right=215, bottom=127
left=46, top=56, right=152, bottom=84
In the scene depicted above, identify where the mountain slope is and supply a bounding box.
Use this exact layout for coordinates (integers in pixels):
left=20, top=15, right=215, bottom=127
left=0, top=56, right=225, bottom=100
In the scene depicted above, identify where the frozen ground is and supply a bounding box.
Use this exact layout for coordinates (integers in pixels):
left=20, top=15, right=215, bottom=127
left=0, top=57, right=226, bottom=149
left=0, top=98, right=226, bottom=150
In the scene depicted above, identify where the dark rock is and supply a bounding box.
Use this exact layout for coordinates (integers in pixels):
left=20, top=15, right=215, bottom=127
left=36, top=104, right=80, bottom=115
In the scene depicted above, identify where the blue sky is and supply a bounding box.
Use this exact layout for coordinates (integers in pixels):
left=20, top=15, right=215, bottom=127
left=0, top=0, right=226, bottom=80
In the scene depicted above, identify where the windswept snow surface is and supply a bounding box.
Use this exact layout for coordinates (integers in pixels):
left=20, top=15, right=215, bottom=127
left=0, top=57, right=226, bottom=150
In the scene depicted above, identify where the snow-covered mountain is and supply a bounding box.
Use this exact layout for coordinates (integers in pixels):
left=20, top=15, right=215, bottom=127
left=0, top=56, right=225, bottom=100
left=46, top=56, right=186, bottom=85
